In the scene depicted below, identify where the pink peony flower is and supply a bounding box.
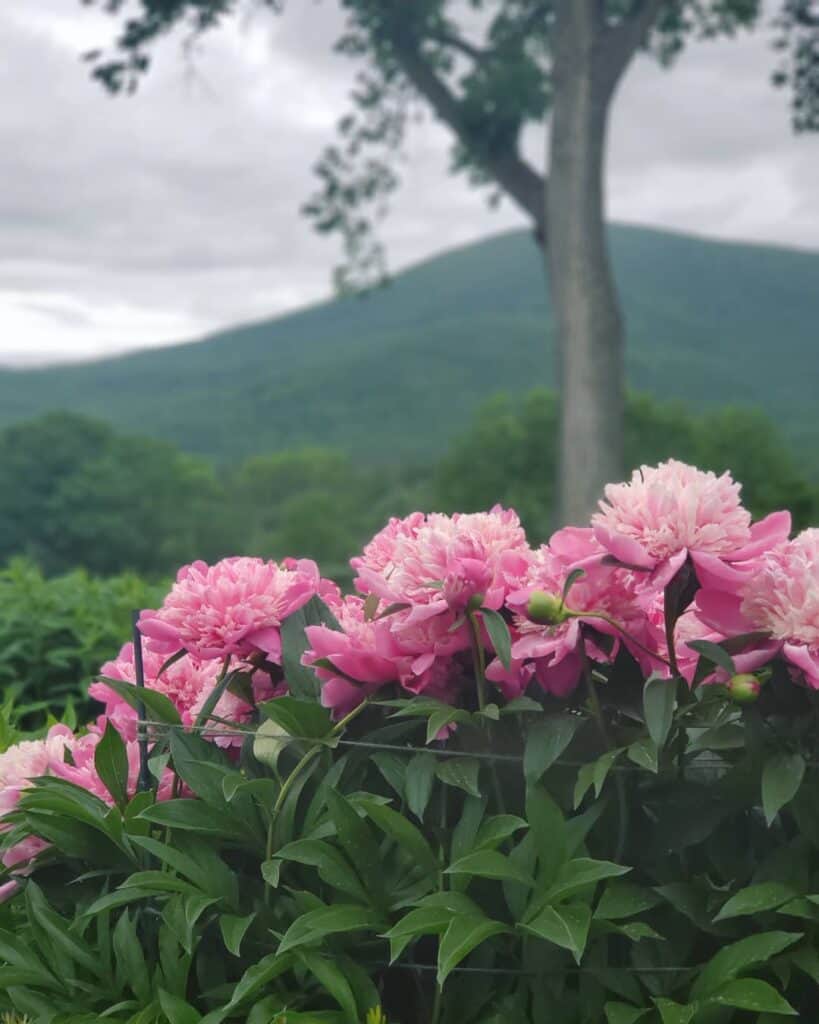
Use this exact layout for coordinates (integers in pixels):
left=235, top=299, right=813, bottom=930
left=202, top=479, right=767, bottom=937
left=592, top=460, right=790, bottom=588
left=0, top=725, right=75, bottom=885
left=354, top=508, right=528, bottom=615
left=488, top=528, right=646, bottom=697
left=138, top=556, right=326, bottom=662
left=0, top=725, right=74, bottom=818
left=303, top=595, right=398, bottom=716
left=91, top=643, right=264, bottom=748
left=698, top=529, right=819, bottom=687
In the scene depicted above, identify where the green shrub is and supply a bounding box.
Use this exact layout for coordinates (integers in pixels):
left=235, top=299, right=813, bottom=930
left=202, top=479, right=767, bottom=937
left=0, top=559, right=163, bottom=720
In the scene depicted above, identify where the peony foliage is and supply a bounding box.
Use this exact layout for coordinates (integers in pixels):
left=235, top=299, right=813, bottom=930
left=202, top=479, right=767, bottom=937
left=1, top=460, right=819, bottom=1022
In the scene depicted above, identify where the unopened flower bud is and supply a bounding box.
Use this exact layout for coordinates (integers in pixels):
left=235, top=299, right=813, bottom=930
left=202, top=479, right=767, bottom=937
left=728, top=673, right=761, bottom=705
left=527, top=590, right=570, bottom=626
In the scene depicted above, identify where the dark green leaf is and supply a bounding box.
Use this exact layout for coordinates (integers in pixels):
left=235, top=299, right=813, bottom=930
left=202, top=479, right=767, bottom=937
left=158, top=989, right=202, bottom=1024
left=643, top=675, right=676, bottom=749
left=715, top=883, right=797, bottom=922
left=522, top=902, right=591, bottom=963
left=437, top=915, right=507, bottom=986
left=446, top=849, right=534, bottom=887
left=258, top=695, right=334, bottom=740
left=709, top=978, right=797, bottom=1015
left=524, top=714, right=584, bottom=782
left=405, top=751, right=436, bottom=821
left=94, top=675, right=182, bottom=726
left=686, top=640, right=736, bottom=676
left=359, top=798, right=439, bottom=879
left=481, top=608, right=511, bottom=668
left=437, top=757, right=482, bottom=798
left=219, top=914, right=255, bottom=957
left=94, top=719, right=130, bottom=807
left=763, top=753, right=806, bottom=826
left=691, top=932, right=801, bottom=999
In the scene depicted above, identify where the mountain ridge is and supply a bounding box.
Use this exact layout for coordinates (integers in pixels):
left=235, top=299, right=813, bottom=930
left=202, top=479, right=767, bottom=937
left=1, top=224, right=816, bottom=466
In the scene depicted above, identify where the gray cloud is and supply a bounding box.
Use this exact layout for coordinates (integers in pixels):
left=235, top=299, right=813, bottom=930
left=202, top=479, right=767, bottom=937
left=0, top=0, right=816, bottom=364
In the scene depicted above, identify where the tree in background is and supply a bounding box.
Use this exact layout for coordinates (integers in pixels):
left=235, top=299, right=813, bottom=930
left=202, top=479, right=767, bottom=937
left=0, top=414, right=232, bottom=576
left=82, top=0, right=818, bottom=523
left=435, top=390, right=819, bottom=540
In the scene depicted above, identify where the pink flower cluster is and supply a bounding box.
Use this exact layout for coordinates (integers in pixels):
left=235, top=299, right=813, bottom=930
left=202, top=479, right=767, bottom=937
left=305, top=460, right=807, bottom=707
left=2, top=460, right=816, bottom=900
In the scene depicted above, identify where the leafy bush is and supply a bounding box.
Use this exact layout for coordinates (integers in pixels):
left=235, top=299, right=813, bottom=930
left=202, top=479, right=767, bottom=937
left=0, top=559, right=164, bottom=720
left=1, top=460, right=818, bottom=1023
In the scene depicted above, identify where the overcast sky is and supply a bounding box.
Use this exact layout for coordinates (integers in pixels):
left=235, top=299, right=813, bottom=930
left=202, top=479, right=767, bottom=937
left=1, top=1, right=816, bottom=366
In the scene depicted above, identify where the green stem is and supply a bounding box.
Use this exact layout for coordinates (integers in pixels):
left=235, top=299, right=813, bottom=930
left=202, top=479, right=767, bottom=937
left=578, top=635, right=628, bottom=863
left=572, top=609, right=673, bottom=670
left=263, top=699, right=370, bottom=903
left=430, top=983, right=443, bottom=1024
left=467, top=611, right=487, bottom=713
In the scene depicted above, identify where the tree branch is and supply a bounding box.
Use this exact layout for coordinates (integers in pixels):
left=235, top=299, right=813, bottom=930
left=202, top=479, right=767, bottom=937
left=427, top=28, right=488, bottom=63
left=388, top=39, right=547, bottom=238
left=604, top=0, right=667, bottom=84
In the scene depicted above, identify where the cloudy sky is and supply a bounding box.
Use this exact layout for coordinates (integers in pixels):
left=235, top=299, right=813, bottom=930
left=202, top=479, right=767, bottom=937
left=1, top=1, right=816, bottom=366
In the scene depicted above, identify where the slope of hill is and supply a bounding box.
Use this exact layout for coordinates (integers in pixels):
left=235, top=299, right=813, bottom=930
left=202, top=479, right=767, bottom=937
left=1, top=225, right=817, bottom=465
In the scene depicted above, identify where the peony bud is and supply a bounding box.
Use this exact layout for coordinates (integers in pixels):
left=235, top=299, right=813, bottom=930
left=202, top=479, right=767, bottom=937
left=527, top=590, right=570, bottom=626
left=728, top=673, right=761, bottom=705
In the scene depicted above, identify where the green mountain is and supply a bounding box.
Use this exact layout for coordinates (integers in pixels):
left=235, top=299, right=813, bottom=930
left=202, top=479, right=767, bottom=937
left=1, top=225, right=816, bottom=465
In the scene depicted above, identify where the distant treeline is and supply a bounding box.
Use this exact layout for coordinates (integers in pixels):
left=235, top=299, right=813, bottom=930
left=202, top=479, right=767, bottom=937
left=0, top=395, right=816, bottom=582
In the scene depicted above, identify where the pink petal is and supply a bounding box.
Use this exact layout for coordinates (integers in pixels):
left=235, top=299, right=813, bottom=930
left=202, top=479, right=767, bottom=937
left=592, top=526, right=655, bottom=570
left=728, top=510, right=791, bottom=561
left=783, top=643, right=819, bottom=689
left=695, top=590, right=752, bottom=635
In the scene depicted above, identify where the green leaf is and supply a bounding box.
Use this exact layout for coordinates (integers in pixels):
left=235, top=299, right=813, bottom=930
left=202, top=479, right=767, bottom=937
left=522, top=902, right=591, bottom=963
left=219, top=913, right=255, bottom=957
left=158, top=989, right=202, bottom=1024
left=324, top=789, right=385, bottom=910
left=359, top=798, right=440, bottom=879
left=524, top=714, right=583, bottom=782
left=653, top=999, right=697, bottom=1024
left=473, top=814, right=528, bottom=851
left=549, top=858, right=630, bottom=901
left=501, top=696, right=543, bottom=715
left=643, top=675, right=676, bottom=749
left=275, top=837, right=368, bottom=902
left=139, top=798, right=245, bottom=837
left=709, top=978, right=797, bottom=1015
left=437, top=757, right=481, bottom=798
left=687, top=723, right=745, bottom=752
left=383, top=905, right=455, bottom=963
left=691, top=932, right=802, bottom=999
left=604, top=1003, right=651, bottom=1024
left=526, top=786, right=566, bottom=888
left=763, top=752, right=806, bottom=826
left=94, top=675, right=182, bottom=726
left=224, top=952, right=294, bottom=1012
left=297, top=950, right=359, bottom=1024
left=258, top=695, right=334, bottom=740
left=715, top=883, right=797, bottom=921
left=686, top=639, right=737, bottom=676
left=280, top=596, right=340, bottom=700
left=278, top=904, right=382, bottom=954
left=481, top=608, right=511, bottom=668
left=252, top=718, right=293, bottom=770
left=574, top=749, right=622, bottom=808
left=627, top=737, right=658, bottom=774
left=426, top=706, right=464, bottom=743
left=405, top=751, right=436, bottom=821
left=596, top=881, right=662, bottom=921
left=437, top=915, right=507, bottom=986
left=446, top=849, right=535, bottom=887
left=94, top=719, right=130, bottom=807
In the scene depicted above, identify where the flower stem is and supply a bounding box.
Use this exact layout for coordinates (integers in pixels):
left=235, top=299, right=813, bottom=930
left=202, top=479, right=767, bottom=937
left=572, top=609, right=673, bottom=670
left=467, top=611, right=487, bottom=713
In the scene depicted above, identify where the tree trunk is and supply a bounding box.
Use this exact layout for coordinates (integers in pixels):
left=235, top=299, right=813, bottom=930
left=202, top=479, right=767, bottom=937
left=548, top=1, right=625, bottom=526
